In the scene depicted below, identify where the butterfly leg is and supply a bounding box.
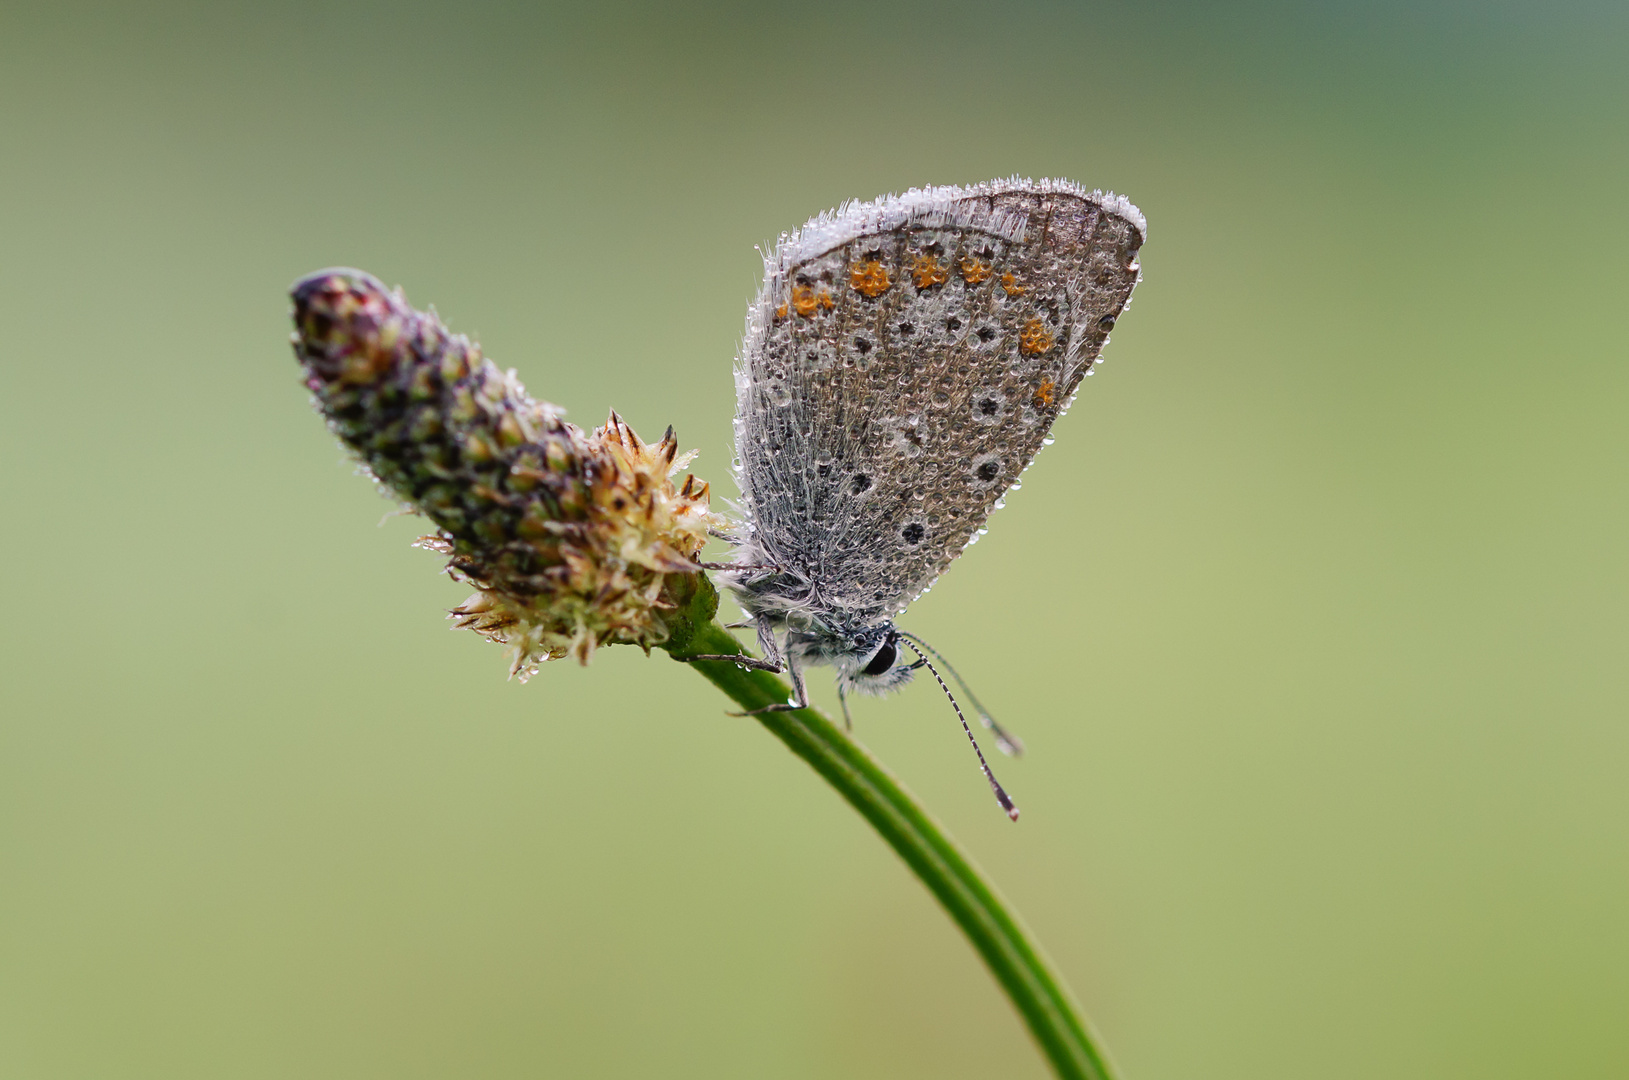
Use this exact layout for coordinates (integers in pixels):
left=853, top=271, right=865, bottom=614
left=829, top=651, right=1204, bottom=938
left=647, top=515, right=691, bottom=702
left=677, top=614, right=785, bottom=673
left=727, top=634, right=810, bottom=716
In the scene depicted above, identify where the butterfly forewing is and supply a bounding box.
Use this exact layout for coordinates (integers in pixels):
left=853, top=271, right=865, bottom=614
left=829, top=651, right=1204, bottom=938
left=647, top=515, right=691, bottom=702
left=735, top=179, right=1143, bottom=629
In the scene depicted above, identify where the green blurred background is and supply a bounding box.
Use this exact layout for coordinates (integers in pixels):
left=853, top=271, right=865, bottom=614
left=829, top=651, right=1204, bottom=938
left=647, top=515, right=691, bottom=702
left=2, top=2, right=1625, bottom=1077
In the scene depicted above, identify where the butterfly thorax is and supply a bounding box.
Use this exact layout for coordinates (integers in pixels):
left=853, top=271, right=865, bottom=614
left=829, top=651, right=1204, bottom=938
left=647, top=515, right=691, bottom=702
left=785, top=620, right=915, bottom=696
left=720, top=559, right=915, bottom=693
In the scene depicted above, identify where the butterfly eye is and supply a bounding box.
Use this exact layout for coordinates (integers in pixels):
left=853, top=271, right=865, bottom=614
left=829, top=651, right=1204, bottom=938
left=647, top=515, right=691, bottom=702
left=861, top=638, right=898, bottom=677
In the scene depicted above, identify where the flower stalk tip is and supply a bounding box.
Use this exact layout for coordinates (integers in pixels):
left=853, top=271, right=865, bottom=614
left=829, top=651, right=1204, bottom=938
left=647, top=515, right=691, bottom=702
left=290, top=268, right=721, bottom=676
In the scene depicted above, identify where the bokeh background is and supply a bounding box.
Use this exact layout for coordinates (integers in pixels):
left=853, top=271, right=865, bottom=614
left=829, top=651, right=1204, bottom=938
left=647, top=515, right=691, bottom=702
left=3, top=2, right=1626, bottom=1077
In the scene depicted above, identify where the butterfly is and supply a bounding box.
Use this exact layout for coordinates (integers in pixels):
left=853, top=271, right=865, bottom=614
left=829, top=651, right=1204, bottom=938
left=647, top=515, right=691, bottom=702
left=683, top=178, right=1145, bottom=818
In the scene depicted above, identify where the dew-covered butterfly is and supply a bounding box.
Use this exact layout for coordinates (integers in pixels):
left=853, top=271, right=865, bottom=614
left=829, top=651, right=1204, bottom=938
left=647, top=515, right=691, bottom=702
left=684, top=178, right=1144, bottom=819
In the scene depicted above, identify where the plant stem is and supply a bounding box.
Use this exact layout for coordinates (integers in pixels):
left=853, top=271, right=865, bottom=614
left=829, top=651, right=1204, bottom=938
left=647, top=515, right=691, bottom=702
left=664, top=612, right=1119, bottom=1080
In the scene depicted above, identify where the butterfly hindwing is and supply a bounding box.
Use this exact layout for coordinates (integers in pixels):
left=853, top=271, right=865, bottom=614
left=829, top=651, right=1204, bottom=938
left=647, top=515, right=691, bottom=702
left=733, top=179, right=1144, bottom=629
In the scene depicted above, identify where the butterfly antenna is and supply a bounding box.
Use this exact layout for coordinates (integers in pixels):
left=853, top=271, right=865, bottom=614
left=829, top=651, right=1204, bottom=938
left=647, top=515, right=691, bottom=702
left=899, top=631, right=1025, bottom=757
left=900, top=637, right=1019, bottom=822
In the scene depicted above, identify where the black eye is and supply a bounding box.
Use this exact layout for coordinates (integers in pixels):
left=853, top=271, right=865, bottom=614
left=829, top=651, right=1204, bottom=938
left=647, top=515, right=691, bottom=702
left=1098, top=314, right=1117, bottom=330
left=898, top=321, right=914, bottom=335
left=850, top=473, right=872, bottom=494
left=862, top=639, right=897, bottom=677
left=901, top=522, right=925, bottom=544
left=854, top=336, right=872, bottom=353
left=977, top=460, right=1000, bottom=481
left=946, top=316, right=962, bottom=331
left=976, top=326, right=996, bottom=342
left=978, top=398, right=999, bottom=416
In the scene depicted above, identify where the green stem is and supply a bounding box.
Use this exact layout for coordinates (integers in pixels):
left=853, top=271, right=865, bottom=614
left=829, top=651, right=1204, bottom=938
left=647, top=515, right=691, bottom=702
left=664, top=604, right=1118, bottom=1080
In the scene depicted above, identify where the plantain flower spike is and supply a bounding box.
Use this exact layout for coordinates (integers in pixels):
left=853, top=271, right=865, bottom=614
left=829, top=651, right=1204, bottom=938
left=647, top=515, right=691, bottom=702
left=289, top=268, right=721, bottom=678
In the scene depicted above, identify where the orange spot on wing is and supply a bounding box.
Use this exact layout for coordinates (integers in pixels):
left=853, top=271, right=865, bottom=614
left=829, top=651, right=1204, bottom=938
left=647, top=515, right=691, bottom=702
left=1000, top=272, right=1027, bottom=297
left=1034, top=378, right=1056, bottom=406
left=959, top=255, right=992, bottom=284
left=910, top=253, right=949, bottom=290
left=817, top=288, right=834, bottom=311
left=1018, top=318, right=1055, bottom=356
left=850, top=259, right=892, bottom=298
left=791, top=284, right=819, bottom=318
left=774, top=303, right=788, bottom=321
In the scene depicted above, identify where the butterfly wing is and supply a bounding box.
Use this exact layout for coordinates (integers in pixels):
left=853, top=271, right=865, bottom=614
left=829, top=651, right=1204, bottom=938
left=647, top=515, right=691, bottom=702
left=731, top=178, right=1144, bottom=630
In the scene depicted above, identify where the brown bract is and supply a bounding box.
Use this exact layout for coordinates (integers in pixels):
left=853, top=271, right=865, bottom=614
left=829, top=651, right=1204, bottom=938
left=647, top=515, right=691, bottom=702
left=290, top=268, right=721, bottom=677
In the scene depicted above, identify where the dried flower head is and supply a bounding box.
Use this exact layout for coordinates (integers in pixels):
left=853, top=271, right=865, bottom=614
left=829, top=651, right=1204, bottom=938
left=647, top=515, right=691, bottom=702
left=289, top=268, right=721, bottom=677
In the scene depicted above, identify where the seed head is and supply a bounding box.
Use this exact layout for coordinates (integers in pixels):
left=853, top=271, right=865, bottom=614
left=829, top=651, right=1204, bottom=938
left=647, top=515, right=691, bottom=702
left=289, top=268, right=720, bottom=677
